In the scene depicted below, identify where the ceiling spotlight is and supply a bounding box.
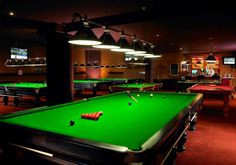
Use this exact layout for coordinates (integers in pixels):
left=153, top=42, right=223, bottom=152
left=9, top=11, right=15, bottom=16
left=68, top=16, right=101, bottom=46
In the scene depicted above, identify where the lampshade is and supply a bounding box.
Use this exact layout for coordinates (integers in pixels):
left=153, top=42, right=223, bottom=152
left=136, top=43, right=154, bottom=56
left=205, top=51, right=216, bottom=63
left=93, top=28, right=119, bottom=49
left=125, top=36, right=146, bottom=54
left=144, top=55, right=162, bottom=58
left=86, top=62, right=92, bottom=67
left=116, top=64, right=121, bottom=68
left=111, top=30, right=134, bottom=52
left=68, top=20, right=101, bottom=46
left=93, top=62, right=99, bottom=68
left=146, top=45, right=162, bottom=58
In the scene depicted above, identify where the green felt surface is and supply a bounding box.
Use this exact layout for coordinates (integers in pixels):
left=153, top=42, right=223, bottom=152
left=0, top=82, right=47, bottom=88
left=0, top=91, right=199, bottom=151
left=73, top=80, right=103, bottom=83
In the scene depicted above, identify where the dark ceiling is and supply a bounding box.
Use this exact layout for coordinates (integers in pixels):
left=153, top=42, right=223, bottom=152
left=1, top=0, right=236, bottom=54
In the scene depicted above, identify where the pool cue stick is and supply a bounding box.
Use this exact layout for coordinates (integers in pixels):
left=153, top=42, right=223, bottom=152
left=126, top=91, right=138, bottom=103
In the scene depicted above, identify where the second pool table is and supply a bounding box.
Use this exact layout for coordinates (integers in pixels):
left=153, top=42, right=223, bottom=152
left=187, top=84, right=235, bottom=117
left=0, top=91, right=203, bottom=165
left=74, top=79, right=113, bottom=96
left=110, top=83, right=163, bottom=92
left=0, top=82, right=47, bottom=106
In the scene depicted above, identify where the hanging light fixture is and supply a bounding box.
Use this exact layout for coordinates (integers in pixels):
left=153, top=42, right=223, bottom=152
left=93, top=27, right=119, bottom=49
left=68, top=15, right=101, bottom=46
left=205, top=50, right=216, bottom=63
left=144, top=45, right=162, bottom=58
left=205, top=38, right=216, bottom=63
left=135, top=43, right=153, bottom=57
left=111, top=29, right=134, bottom=52
left=125, top=35, right=146, bottom=55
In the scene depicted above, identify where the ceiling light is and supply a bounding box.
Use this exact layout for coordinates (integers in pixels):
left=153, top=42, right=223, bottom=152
left=9, top=11, right=15, bottom=16
left=205, top=51, right=216, bottom=63
left=93, top=27, right=119, bottom=49
left=205, top=38, right=216, bottom=63
left=136, top=43, right=154, bottom=56
left=68, top=18, right=101, bottom=46
left=144, top=55, right=162, bottom=58
left=111, top=30, right=134, bottom=52
left=125, top=35, right=146, bottom=54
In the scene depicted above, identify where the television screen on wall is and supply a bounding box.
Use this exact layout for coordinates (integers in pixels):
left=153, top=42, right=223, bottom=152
left=10, top=47, right=28, bottom=59
left=223, top=57, right=235, bottom=65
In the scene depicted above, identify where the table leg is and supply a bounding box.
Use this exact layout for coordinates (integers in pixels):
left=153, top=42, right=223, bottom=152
left=13, top=97, right=19, bottom=106
left=35, top=95, right=41, bottom=106
left=92, top=89, right=97, bottom=96
left=177, top=132, right=187, bottom=152
left=3, top=96, right=8, bottom=105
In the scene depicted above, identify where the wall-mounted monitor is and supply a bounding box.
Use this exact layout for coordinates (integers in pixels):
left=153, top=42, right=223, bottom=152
left=10, top=47, right=28, bottom=59
left=223, top=57, right=235, bottom=65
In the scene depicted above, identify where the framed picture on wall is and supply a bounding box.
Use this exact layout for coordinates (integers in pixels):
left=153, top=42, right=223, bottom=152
left=170, top=63, right=179, bottom=76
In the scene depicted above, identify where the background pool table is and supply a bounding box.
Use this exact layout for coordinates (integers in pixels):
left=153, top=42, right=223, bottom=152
left=187, top=84, right=234, bottom=117
left=0, top=82, right=47, bottom=106
left=110, top=83, right=163, bottom=92
left=74, top=79, right=113, bottom=96
left=0, top=91, right=203, bottom=165
left=100, top=78, right=141, bottom=85
left=176, top=80, right=221, bottom=92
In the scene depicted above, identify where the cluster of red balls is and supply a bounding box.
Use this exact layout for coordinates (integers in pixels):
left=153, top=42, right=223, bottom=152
left=81, top=111, right=103, bottom=120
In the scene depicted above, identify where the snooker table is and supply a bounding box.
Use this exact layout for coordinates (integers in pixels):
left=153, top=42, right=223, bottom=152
left=0, top=82, right=47, bottom=106
left=0, top=91, right=203, bottom=165
left=74, top=79, right=113, bottom=96
left=100, top=78, right=141, bottom=85
left=110, top=83, right=163, bottom=92
left=187, top=84, right=235, bottom=117
left=176, top=80, right=221, bottom=92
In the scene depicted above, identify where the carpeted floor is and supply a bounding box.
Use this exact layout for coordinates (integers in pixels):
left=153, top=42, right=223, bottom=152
left=176, top=96, right=236, bottom=165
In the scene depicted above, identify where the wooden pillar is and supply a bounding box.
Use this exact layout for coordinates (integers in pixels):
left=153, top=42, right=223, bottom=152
left=46, top=32, right=73, bottom=106
left=85, top=49, right=101, bottom=79
left=145, top=59, right=153, bottom=83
